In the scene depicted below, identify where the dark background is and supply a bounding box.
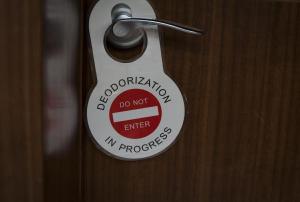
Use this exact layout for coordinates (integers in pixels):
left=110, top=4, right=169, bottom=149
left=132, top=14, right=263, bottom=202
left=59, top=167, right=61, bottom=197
left=1, top=0, right=300, bottom=201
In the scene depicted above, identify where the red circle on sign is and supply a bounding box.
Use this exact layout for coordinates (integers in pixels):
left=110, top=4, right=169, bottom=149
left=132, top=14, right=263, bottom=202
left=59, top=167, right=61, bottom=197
left=109, top=89, right=162, bottom=139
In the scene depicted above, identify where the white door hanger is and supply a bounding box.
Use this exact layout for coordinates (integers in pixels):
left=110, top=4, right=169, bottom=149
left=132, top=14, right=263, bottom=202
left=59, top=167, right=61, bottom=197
left=86, top=0, right=204, bottom=160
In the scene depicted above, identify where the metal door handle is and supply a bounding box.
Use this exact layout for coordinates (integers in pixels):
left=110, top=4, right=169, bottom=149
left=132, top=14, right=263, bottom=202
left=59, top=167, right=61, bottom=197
left=106, top=3, right=204, bottom=49
left=113, top=18, right=204, bottom=35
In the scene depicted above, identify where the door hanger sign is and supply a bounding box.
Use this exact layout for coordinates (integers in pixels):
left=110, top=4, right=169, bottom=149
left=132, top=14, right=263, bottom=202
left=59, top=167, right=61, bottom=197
left=86, top=0, right=185, bottom=160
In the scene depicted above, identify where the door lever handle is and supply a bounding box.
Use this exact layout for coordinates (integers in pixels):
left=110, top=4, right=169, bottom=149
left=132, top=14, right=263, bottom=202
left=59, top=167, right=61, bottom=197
left=106, top=3, right=204, bottom=49
left=112, top=18, right=204, bottom=36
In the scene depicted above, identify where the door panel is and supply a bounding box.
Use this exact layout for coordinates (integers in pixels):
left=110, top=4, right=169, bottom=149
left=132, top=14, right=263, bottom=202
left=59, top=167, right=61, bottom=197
left=1, top=0, right=300, bottom=202
left=43, top=0, right=82, bottom=201
left=82, top=0, right=300, bottom=202
left=0, top=1, right=43, bottom=202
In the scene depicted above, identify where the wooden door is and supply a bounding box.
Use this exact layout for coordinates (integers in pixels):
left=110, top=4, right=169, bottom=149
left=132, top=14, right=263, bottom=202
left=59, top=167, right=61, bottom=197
left=1, top=0, right=300, bottom=202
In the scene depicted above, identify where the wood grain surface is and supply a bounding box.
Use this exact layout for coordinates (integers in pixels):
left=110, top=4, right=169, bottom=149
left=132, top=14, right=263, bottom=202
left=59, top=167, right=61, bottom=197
left=1, top=0, right=300, bottom=202
left=42, top=0, right=82, bottom=201
left=82, top=0, right=300, bottom=202
left=0, top=0, right=43, bottom=202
